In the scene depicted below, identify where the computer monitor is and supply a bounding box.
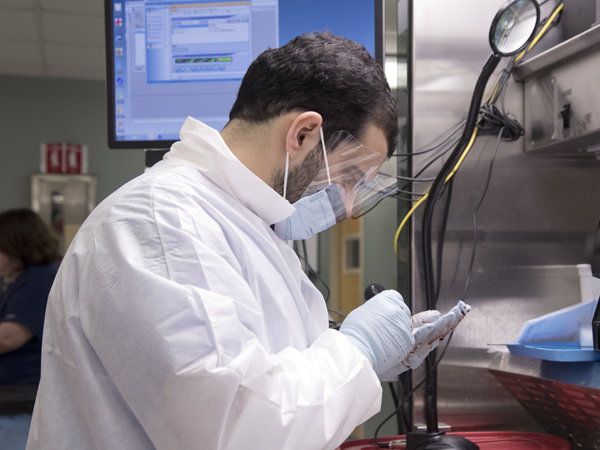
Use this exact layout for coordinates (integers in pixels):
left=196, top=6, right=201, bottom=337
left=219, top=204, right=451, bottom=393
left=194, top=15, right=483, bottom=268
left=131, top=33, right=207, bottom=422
left=105, top=0, right=384, bottom=149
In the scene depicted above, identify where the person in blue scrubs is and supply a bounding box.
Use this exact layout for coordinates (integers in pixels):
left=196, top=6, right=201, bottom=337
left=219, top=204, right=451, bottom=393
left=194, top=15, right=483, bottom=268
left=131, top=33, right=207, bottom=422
left=0, top=209, right=59, bottom=450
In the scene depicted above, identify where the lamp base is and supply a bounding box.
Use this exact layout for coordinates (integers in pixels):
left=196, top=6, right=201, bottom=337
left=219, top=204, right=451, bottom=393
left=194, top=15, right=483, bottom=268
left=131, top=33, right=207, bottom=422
left=406, top=431, right=480, bottom=450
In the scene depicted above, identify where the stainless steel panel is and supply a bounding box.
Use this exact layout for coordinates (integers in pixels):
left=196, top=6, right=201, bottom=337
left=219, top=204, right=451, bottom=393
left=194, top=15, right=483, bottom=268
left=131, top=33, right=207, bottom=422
left=410, top=0, right=600, bottom=442
left=523, top=42, right=600, bottom=154
left=526, top=75, right=557, bottom=149
left=513, top=25, right=600, bottom=82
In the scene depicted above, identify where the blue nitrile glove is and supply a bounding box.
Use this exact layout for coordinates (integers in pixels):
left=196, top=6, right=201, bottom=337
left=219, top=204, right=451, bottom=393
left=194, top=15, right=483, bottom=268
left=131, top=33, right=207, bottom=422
left=339, top=290, right=414, bottom=377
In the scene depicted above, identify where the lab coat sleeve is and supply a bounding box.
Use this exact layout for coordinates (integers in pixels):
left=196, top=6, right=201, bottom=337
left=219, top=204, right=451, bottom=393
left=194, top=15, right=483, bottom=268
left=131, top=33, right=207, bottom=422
left=79, top=180, right=382, bottom=450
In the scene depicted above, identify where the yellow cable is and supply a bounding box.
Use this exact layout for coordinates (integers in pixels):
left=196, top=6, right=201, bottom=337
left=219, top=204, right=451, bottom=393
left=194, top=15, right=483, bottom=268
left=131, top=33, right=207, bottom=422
left=488, top=79, right=501, bottom=106
left=515, top=3, right=564, bottom=62
left=445, top=127, right=478, bottom=181
left=394, top=194, right=427, bottom=256
left=394, top=128, right=479, bottom=256
left=527, top=3, right=564, bottom=51
left=487, top=62, right=506, bottom=106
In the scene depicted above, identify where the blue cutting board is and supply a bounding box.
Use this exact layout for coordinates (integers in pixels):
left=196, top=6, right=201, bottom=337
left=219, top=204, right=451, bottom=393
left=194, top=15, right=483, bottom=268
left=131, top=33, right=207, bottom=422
left=505, top=342, right=600, bottom=362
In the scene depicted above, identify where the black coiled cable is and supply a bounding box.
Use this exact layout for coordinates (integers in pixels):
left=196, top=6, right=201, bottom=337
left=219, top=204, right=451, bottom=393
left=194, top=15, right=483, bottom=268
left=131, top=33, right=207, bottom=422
left=478, top=104, right=524, bottom=140
left=420, top=53, right=501, bottom=433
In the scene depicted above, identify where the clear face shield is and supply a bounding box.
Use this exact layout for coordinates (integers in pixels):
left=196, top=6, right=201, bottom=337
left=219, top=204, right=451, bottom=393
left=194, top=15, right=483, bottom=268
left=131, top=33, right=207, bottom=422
left=274, top=128, right=398, bottom=241
left=301, top=130, right=397, bottom=222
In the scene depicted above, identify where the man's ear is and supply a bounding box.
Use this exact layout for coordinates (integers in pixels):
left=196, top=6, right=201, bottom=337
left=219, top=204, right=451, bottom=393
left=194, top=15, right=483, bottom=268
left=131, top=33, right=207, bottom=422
left=285, top=112, right=323, bottom=160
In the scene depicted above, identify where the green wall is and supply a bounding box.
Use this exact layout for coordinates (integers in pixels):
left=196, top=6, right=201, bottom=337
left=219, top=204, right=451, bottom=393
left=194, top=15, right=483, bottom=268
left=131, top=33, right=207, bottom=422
left=0, top=75, right=144, bottom=211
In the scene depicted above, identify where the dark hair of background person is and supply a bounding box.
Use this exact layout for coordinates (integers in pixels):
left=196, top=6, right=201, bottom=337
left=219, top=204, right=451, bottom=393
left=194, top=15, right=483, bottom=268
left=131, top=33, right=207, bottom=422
left=0, top=209, right=60, bottom=268
left=229, top=31, right=399, bottom=157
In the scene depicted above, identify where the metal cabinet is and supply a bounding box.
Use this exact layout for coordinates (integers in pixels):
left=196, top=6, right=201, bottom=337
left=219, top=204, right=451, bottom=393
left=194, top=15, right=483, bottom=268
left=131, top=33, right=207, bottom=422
left=31, top=174, right=96, bottom=255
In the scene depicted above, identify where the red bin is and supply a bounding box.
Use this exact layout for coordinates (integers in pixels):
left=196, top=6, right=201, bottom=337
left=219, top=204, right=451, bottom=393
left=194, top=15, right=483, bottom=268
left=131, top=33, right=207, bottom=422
left=338, top=432, right=571, bottom=450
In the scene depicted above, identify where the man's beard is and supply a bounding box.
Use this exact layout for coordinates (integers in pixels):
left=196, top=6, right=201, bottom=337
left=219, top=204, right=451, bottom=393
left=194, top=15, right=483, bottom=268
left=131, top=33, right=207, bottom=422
left=271, top=143, right=324, bottom=204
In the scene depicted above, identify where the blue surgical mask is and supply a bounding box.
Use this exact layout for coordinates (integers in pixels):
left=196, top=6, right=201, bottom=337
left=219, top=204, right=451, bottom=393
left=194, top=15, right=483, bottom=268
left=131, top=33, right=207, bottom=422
left=274, top=184, right=345, bottom=240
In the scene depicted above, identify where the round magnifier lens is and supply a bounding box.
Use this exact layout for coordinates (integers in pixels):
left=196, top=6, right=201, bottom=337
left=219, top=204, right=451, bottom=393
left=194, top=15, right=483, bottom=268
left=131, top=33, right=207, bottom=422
left=490, top=0, right=540, bottom=56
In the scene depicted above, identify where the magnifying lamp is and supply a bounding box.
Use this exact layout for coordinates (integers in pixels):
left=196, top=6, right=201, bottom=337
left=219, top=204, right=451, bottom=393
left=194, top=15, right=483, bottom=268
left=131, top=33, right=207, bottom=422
left=408, top=1, right=540, bottom=450
left=490, top=0, right=540, bottom=56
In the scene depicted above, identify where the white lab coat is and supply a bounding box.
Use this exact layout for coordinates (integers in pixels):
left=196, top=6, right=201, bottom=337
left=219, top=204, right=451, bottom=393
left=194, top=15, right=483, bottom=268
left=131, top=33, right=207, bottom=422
left=27, top=118, right=382, bottom=450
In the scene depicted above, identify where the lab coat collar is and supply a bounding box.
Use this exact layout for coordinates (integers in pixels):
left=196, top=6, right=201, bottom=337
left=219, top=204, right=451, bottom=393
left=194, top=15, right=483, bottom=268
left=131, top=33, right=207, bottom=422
left=164, top=117, right=296, bottom=225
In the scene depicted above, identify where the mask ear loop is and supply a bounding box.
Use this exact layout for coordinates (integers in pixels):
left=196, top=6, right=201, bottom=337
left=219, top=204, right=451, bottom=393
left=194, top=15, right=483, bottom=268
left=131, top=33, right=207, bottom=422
left=320, top=127, right=332, bottom=185
left=283, top=152, right=290, bottom=200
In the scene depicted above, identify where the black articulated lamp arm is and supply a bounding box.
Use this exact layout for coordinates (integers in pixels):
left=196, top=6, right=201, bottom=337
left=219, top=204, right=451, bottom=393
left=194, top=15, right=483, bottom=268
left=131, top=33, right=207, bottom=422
left=410, top=53, right=500, bottom=450
left=421, top=53, right=500, bottom=311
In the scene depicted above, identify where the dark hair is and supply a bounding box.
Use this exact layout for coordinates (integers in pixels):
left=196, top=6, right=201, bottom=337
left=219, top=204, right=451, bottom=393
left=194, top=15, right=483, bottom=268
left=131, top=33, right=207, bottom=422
left=229, top=32, right=399, bottom=157
left=0, top=209, right=59, bottom=267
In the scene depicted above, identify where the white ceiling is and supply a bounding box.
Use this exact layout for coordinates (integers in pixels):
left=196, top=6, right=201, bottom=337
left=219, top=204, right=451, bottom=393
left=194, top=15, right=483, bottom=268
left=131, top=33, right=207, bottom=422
left=0, top=0, right=402, bottom=82
left=0, top=0, right=105, bottom=80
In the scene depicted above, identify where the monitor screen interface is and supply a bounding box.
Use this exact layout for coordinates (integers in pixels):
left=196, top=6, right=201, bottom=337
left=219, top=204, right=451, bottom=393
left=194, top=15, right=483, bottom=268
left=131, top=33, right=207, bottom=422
left=107, top=0, right=381, bottom=148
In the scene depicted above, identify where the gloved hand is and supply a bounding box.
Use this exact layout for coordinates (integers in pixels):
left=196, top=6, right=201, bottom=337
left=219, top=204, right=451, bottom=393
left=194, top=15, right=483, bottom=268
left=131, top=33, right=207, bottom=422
left=339, top=290, right=414, bottom=377
left=377, top=300, right=471, bottom=381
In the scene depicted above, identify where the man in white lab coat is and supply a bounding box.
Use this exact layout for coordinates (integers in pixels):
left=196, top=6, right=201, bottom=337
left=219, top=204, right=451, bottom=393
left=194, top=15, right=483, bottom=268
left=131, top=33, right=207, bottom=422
left=27, top=32, right=467, bottom=450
